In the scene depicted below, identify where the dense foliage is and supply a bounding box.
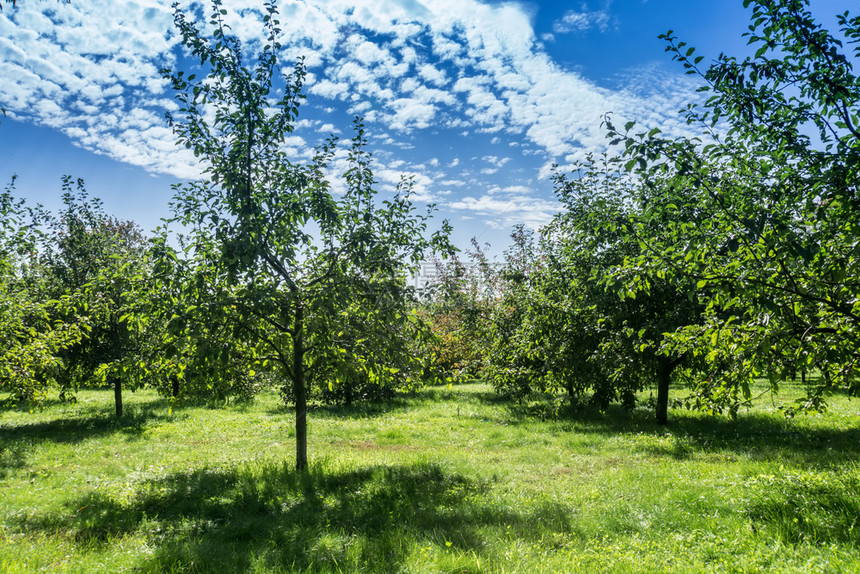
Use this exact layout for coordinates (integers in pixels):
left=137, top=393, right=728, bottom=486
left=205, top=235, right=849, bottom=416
left=39, top=178, right=152, bottom=416
left=485, top=169, right=703, bottom=424
left=473, top=0, right=860, bottom=423
left=414, top=245, right=496, bottom=384
left=0, top=179, right=88, bottom=405
left=592, top=0, right=860, bottom=414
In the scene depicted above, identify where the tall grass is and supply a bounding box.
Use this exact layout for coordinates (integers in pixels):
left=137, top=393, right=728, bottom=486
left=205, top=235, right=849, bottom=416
left=1, top=382, right=858, bottom=572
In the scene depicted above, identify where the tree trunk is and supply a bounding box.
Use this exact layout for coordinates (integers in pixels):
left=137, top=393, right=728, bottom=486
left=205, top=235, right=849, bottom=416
left=655, top=359, right=671, bottom=426
left=172, top=377, right=180, bottom=399
left=345, top=376, right=353, bottom=407
left=565, top=379, right=575, bottom=407
left=655, top=354, right=686, bottom=425
left=114, top=377, right=123, bottom=419
left=293, top=304, right=308, bottom=471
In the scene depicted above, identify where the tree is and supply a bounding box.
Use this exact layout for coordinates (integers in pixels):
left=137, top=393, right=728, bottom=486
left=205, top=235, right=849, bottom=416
left=485, top=161, right=703, bottom=424
left=0, top=178, right=88, bottom=406
left=598, top=0, right=860, bottom=413
left=414, top=242, right=497, bottom=385
left=162, top=0, right=450, bottom=470
left=485, top=226, right=614, bottom=409
left=34, top=177, right=152, bottom=417
left=549, top=157, right=706, bottom=423
left=486, top=226, right=561, bottom=402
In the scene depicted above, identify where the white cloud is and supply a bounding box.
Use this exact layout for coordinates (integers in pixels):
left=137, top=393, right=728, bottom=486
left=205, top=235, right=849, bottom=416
left=448, top=193, right=556, bottom=230
left=335, top=61, right=377, bottom=86
left=0, top=0, right=702, bottom=227
left=482, top=155, right=511, bottom=168
left=308, top=79, right=350, bottom=99
left=553, top=3, right=614, bottom=34
left=376, top=166, right=436, bottom=202
left=348, top=37, right=389, bottom=65
left=491, top=184, right=532, bottom=195
left=388, top=97, right=438, bottom=130
left=0, top=0, right=203, bottom=177
left=296, top=119, right=342, bottom=135
left=417, top=63, right=447, bottom=86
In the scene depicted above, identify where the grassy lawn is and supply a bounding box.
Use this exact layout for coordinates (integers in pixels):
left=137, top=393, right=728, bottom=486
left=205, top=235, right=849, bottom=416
left=1, top=382, right=858, bottom=573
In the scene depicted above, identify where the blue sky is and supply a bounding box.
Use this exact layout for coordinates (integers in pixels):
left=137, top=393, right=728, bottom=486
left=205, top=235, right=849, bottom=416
left=0, top=0, right=853, bottom=254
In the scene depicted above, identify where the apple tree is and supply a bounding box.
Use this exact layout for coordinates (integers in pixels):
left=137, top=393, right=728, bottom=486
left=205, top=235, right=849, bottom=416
left=162, top=0, right=451, bottom=469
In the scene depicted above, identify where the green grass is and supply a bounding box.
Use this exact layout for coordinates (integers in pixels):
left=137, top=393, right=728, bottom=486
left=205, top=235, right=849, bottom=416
left=1, top=383, right=859, bottom=573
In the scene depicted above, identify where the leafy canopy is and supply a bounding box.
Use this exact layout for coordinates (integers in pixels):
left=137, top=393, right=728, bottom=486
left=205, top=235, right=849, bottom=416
left=594, top=0, right=860, bottom=413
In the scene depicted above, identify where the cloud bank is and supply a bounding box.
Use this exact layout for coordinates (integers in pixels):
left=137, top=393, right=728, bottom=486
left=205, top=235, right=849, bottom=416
left=0, top=0, right=702, bottom=231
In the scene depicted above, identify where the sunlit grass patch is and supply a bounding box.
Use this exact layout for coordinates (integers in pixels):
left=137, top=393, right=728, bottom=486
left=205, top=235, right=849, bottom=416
left=1, top=382, right=859, bottom=572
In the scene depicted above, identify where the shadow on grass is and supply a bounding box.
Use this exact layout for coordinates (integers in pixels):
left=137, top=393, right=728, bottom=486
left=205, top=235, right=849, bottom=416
left=305, top=397, right=418, bottom=420
left=474, top=391, right=860, bottom=465
left=270, top=389, right=444, bottom=421
left=0, top=402, right=183, bottom=478
left=0, top=403, right=181, bottom=444
left=0, top=441, right=29, bottom=480
left=13, top=461, right=569, bottom=573
left=639, top=413, right=860, bottom=465
left=271, top=383, right=501, bottom=422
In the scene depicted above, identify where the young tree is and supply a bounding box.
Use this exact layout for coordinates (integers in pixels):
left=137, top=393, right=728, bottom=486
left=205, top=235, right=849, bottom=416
left=162, top=0, right=450, bottom=470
